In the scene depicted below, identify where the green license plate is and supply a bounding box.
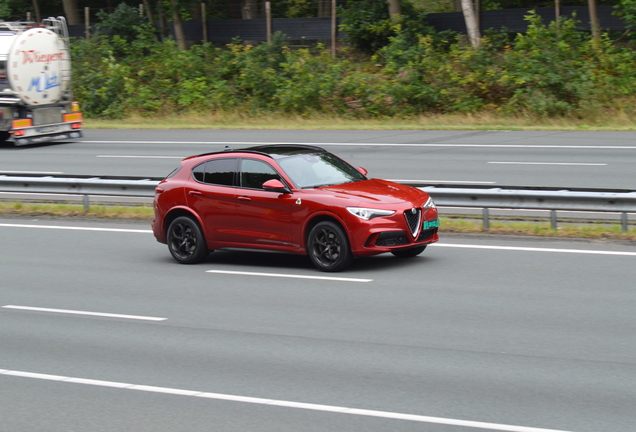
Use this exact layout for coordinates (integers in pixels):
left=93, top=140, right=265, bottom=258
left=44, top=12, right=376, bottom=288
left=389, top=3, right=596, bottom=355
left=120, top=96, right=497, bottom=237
left=423, top=219, right=440, bottom=230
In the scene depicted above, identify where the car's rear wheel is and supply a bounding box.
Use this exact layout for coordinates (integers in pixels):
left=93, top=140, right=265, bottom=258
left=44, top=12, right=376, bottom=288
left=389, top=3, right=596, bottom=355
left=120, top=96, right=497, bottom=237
left=391, top=245, right=426, bottom=258
left=167, top=216, right=209, bottom=264
left=308, top=221, right=353, bottom=272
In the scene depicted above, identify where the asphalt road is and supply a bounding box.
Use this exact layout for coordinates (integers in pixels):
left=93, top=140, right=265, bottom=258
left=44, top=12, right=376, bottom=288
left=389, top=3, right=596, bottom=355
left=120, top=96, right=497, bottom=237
left=1, top=217, right=635, bottom=432
left=1, top=129, right=636, bottom=189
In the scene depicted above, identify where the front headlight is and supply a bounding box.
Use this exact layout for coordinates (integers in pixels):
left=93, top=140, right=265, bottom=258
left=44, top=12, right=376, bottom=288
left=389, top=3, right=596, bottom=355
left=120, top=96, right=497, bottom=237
left=423, top=196, right=436, bottom=209
left=347, top=207, right=396, bottom=221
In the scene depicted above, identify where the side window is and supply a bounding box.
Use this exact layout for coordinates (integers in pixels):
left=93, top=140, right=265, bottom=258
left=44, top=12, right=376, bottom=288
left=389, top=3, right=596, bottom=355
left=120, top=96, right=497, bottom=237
left=240, top=159, right=281, bottom=190
left=193, top=158, right=237, bottom=186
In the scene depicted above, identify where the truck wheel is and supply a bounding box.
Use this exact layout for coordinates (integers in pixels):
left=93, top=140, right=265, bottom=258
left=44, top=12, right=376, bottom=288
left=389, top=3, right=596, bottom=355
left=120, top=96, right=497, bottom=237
left=0, top=132, right=11, bottom=147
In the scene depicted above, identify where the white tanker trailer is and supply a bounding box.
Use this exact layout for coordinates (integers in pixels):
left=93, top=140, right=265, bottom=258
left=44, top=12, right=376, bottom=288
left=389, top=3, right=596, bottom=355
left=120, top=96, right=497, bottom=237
left=0, top=16, right=82, bottom=146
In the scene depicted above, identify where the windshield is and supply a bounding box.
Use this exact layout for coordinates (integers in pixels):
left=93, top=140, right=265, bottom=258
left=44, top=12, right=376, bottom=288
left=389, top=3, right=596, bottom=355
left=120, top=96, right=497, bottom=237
left=278, top=153, right=367, bottom=189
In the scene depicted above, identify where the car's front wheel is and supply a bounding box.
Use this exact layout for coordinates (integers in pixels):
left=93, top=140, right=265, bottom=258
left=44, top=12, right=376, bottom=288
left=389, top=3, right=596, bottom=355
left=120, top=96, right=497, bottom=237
left=167, top=216, right=209, bottom=264
left=391, top=245, right=426, bottom=258
left=308, top=221, right=353, bottom=272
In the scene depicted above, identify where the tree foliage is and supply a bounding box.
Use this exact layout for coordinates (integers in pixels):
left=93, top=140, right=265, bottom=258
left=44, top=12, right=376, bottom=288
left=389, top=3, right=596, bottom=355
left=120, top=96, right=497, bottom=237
left=338, top=0, right=436, bottom=53
left=70, top=11, right=636, bottom=120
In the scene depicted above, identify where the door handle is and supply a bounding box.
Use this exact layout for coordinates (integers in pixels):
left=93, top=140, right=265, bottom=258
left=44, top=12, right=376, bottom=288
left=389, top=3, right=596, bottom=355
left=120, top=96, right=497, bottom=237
left=188, top=190, right=202, bottom=196
left=238, top=196, right=251, bottom=201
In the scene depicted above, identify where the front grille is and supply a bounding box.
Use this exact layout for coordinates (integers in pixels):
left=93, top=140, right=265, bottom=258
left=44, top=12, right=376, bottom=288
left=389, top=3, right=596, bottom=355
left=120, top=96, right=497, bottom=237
left=417, top=228, right=437, bottom=242
left=403, top=208, right=421, bottom=237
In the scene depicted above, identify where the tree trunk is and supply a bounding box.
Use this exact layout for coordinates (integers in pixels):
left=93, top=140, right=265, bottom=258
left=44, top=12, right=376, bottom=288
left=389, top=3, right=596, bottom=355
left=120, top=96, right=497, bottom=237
left=460, top=0, right=480, bottom=48
left=242, top=0, right=258, bottom=19
left=454, top=0, right=462, bottom=13
left=588, top=0, right=600, bottom=41
left=142, top=0, right=153, bottom=23
left=318, top=0, right=331, bottom=17
left=170, top=0, right=186, bottom=50
left=387, top=0, right=401, bottom=23
left=62, top=0, right=81, bottom=25
left=31, top=0, right=41, bottom=22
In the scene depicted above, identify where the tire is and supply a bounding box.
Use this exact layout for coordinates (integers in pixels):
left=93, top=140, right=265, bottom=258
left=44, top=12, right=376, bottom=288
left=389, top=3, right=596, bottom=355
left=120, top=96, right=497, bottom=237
left=0, top=132, right=11, bottom=147
left=307, top=221, right=353, bottom=272
left=391, top=245, right=426, bottom=258
left=167, top=216, right=209, bottom=264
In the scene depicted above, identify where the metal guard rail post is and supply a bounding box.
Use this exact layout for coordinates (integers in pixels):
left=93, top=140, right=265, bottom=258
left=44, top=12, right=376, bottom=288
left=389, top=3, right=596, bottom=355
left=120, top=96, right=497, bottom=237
left=1, top=176, right=635, bottom=232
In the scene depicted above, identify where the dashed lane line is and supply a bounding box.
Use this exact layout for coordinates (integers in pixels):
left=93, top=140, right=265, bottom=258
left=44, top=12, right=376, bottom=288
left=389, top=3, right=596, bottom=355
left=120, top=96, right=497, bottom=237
left=2, top=305, right=167, bottom=321
left=207, top=270, right=372, bottom=283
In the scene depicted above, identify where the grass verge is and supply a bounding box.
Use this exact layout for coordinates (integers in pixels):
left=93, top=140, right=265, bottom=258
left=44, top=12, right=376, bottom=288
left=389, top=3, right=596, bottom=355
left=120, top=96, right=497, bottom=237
left=441, top=217, right=636, bottom=241
left=84, top=112, right=636, bottom=131
left=2, top=202, right=635, bottom=242
left=0, top=202, right=154, bottom=220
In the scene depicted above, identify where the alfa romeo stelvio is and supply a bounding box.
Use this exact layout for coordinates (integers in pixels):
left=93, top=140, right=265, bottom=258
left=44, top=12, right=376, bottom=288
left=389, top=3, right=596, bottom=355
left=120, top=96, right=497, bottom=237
left=152, top=145, right=439, bottom=271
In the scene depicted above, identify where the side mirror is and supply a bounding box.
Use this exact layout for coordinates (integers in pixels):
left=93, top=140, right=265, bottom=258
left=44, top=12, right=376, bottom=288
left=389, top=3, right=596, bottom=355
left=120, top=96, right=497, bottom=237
left=263, top=179, right=291, bottom=193
left=357, top=167, right=368, bottom=176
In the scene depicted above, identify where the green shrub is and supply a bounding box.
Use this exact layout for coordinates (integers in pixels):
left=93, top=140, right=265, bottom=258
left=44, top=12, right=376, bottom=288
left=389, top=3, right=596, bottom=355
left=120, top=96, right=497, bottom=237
left=70, top=10, right=636, bottom=120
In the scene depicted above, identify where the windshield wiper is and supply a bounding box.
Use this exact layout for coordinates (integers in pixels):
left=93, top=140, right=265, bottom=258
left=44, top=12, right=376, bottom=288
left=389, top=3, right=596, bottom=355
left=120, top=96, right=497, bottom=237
left=313, top=182, right=344, bottom=188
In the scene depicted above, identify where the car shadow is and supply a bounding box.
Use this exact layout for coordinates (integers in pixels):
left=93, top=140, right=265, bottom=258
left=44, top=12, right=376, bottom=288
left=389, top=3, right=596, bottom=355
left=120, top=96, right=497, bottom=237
left=205, top=250, right=314, bottom=271
left=197, top=249, right=439, bottom=274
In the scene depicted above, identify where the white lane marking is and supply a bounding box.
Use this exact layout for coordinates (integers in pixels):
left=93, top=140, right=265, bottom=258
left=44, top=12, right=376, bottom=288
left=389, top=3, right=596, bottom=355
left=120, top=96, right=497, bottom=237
left=207, top=270, right=372, bottom=283
left=82, top=140, right=636, bottom=149
left=388, top=179, right=496, bottom=184
left=96, top=155, right=183, bottom=159
left=0, top=369, right=572, bottom=432
left=0, top=170, right=65, bottom=174
left=0, top=223, right=152, bottom=233
left=2, top=305, right=167, bottom=321
left=489, top=162, right=607, bottom=166
left=432, top=243, right=636, bottom=256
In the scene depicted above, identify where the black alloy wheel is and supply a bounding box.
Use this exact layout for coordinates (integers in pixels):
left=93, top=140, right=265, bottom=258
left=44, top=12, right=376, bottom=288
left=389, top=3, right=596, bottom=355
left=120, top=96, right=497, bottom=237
left=167, top=216, right=209, bottom=264
left=308, top=221, right=353, bottom=272
left=391, top=245, right=426, bottom=258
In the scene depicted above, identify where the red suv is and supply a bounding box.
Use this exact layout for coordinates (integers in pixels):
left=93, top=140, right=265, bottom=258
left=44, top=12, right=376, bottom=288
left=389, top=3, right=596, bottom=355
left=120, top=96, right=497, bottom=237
left=152, top=145, right=439, bottom=271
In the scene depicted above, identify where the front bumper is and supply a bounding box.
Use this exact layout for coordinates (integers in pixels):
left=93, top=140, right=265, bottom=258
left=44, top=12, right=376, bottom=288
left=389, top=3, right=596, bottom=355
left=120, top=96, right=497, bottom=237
left=348, top=208, right=440, bottom=257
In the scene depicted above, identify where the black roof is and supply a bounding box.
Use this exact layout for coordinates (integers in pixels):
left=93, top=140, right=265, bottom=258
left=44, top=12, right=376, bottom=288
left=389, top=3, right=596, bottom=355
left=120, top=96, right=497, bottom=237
left=243, top=144, right=327, bottom=159
left=193, top=144, right=326, bottom=160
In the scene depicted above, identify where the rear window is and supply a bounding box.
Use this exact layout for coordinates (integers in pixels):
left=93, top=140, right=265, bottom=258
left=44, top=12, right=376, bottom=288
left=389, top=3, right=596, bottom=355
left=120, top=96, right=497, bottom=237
left=165, top=166, right=182, bottom=179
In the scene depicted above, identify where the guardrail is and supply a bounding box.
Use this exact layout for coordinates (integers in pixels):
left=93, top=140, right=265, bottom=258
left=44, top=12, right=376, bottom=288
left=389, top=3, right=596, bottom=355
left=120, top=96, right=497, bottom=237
left=419, top=185, right=636, bottom=232
left=1, top=175, right=635, bottom=232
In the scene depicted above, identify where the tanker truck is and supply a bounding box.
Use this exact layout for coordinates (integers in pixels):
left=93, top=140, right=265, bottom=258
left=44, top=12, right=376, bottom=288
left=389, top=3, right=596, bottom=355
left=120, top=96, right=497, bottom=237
left=0, top=16, right=82, bottom=146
